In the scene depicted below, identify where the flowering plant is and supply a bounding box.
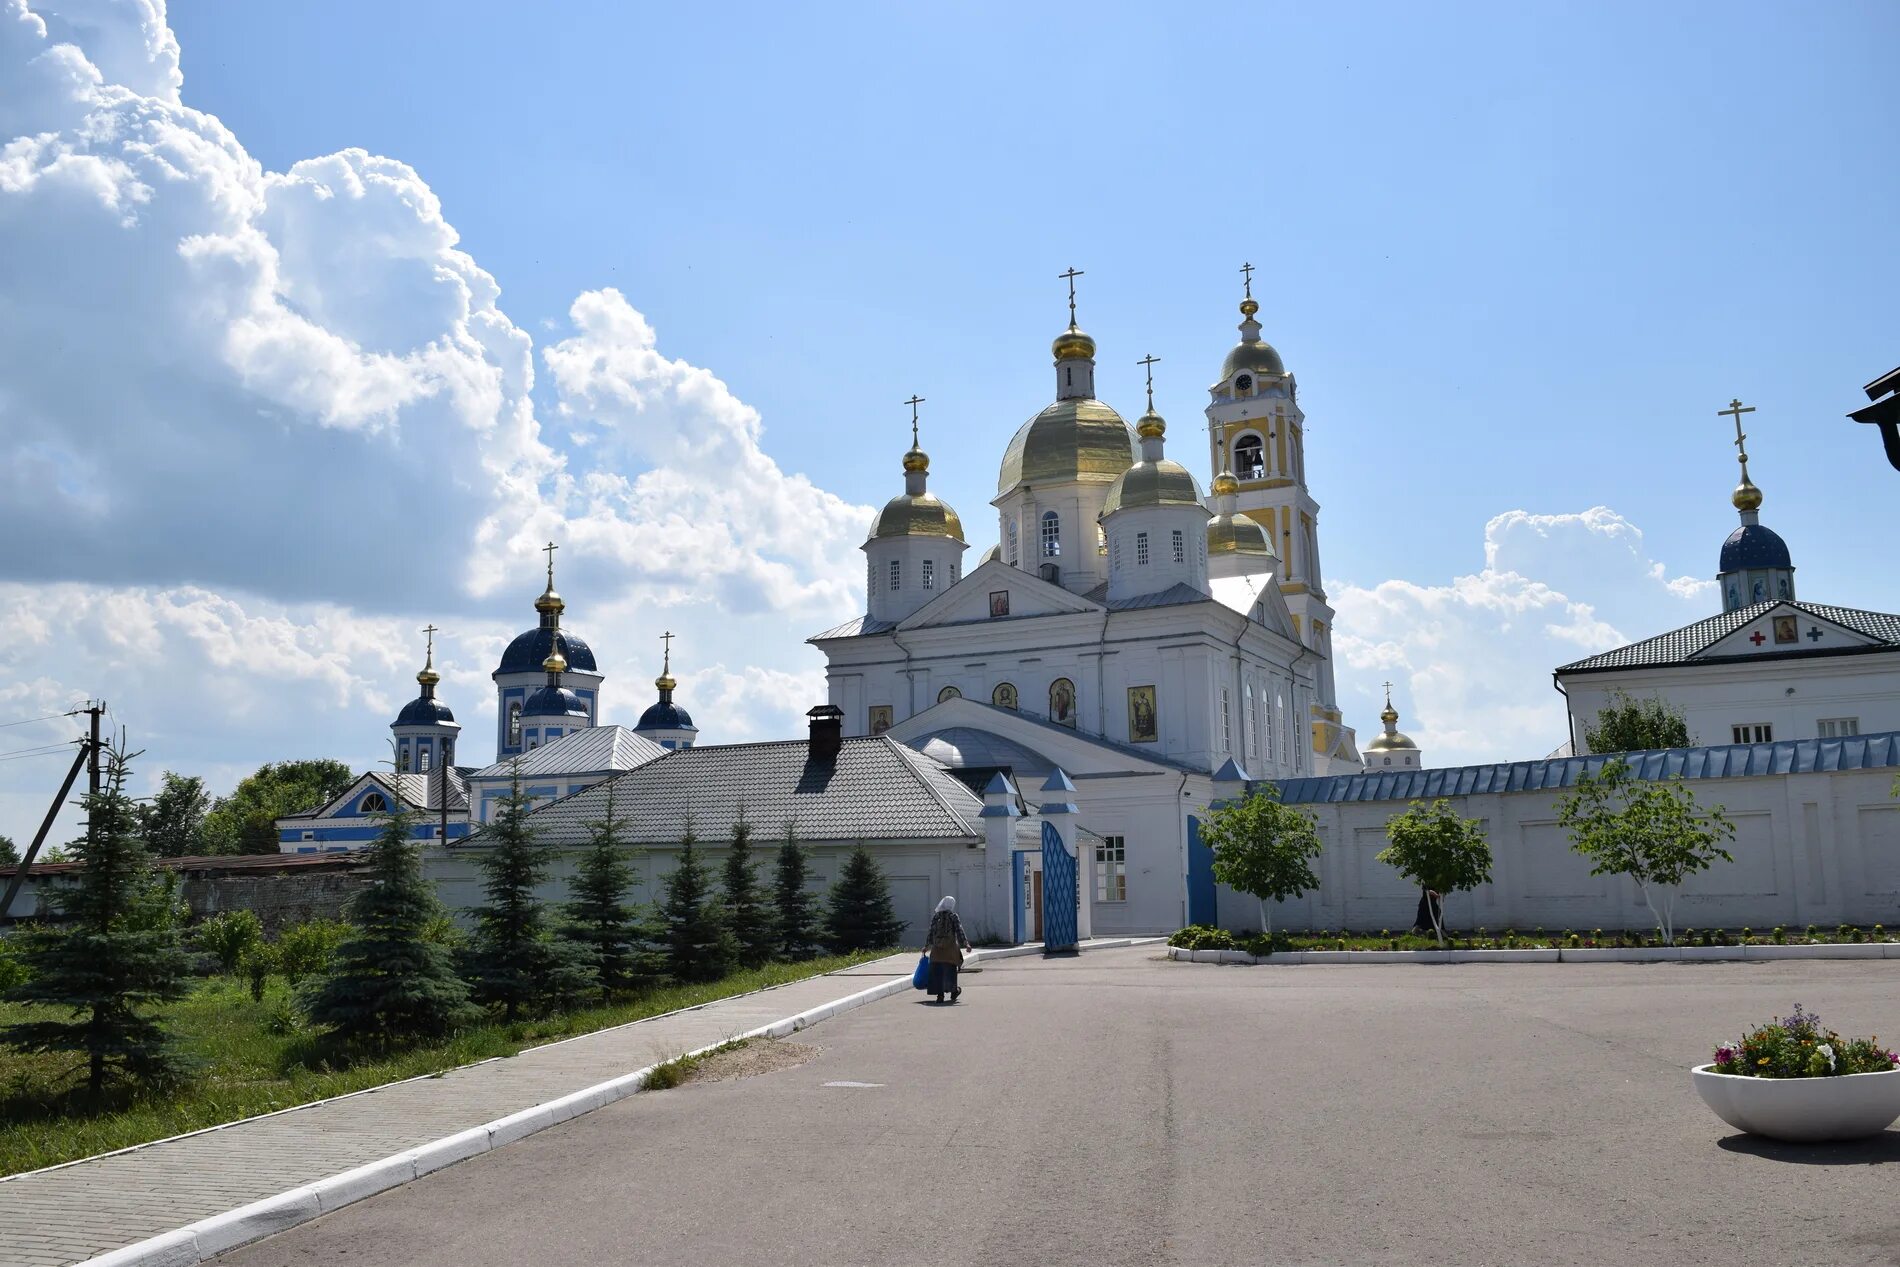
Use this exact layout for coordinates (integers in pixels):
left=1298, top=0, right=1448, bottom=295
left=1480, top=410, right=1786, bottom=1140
left=1712, top=1003, right=1900, bottom=1079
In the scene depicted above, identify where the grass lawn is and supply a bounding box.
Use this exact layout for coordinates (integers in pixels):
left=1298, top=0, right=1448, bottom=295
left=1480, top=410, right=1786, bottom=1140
left=0, top=950, right=886, bottom=1177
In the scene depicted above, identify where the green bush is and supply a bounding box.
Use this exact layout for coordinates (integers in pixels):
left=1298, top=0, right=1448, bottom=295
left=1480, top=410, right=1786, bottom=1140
left=275, top=919, right=351, bottom=984
left=238, top=939, right=277, bottom=1002
left=195, top=911, right=264, bottom=975
left=1166, top=925, right=1236, bottom=951
left=0, top=933, right=30, bottom=991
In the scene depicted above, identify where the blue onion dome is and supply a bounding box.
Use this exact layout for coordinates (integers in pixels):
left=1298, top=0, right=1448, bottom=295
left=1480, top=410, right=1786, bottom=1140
left=396, top=694, right=455, bottom=726
left=497, top=627, right=597, bottom=676
left=1719, top=523, right=1792, bottom=572
left=522, top=683, right=589, bottom=719
left=638, top=697, right=695, bottom=730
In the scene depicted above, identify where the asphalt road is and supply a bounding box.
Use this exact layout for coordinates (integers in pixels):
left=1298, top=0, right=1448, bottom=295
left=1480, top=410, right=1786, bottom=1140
left=219, top=948, right=1900, bottom=1267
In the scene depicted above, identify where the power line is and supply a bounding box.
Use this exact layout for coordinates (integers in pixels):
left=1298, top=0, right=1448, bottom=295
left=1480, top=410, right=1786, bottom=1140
left=0, top=712, right=76, bottom=731
left=0, top=747, right=80, bottom=765
left=0, top=739, right=79, bottom=760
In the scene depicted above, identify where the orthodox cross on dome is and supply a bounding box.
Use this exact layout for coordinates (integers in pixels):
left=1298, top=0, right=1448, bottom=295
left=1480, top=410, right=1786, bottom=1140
left=421, top=623, right=438, bottom=666
left=541, top=540, right=559, bottom=588
left=1059, top=266, right=1084, bottom=326
left=660, top=629, right=674, bottom=674
left=1719, top=397, right=1756, bottom=475
left=1137, top=354, right=1160, bottom=412
left=904, top=394, right=925, bottom=447
left=1239, top=261, right=1255, bottom=300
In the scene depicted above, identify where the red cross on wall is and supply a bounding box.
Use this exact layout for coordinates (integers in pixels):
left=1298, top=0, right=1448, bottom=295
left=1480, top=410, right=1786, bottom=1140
left=1749, top=631, right=1767, bottom=646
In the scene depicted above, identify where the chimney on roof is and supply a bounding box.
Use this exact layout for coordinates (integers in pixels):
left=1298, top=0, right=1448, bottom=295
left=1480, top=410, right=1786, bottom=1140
left=806, top=704, right=844, bottom=763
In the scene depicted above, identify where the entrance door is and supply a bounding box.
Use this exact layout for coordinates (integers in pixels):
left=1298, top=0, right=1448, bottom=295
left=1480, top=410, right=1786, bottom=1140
left=1040, top=820, right=1078, bottom=952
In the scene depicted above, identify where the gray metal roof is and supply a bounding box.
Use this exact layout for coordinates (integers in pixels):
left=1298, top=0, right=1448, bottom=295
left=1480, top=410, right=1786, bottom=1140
left=1274, top=730, right=1900, bottom=806
left=808, top=614, right=898, bottom=641
left=504, top=736, right=987, bottom=847
left=471, top=725, right=669, bottom=781
left=910, top=699, right=1210, bottom=777
left=910, top=727, right=1058, bottom=782
left=1555, top=600, right=1900, bottom=674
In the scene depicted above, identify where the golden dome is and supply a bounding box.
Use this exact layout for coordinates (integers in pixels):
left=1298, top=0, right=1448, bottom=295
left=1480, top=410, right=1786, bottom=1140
left=1052, top=325, right=1096, bottom=362
left=869, top=492, right=965, bottom=542
left=416, top=666, right=441, bottom=688
left=655, top=671, right=677, bottom=692
left=1364, top=728, right=1418, bottom=752
left=981, top=543, right=1001, bottom=564
left=997, top=398, right=1136, bottom=494
left=534, top=587, right=564, bottom=615
left=1206, top=511, right=1275, bottom=557
left=1732, top=476, right=1762, bottom=512
left=1221, top=338, right=1285, bottom=381
left=1211, top=471, right=1241, bottom=497
left=902, top=446, right=929, bottom=473
left=1240, top=297, right=1259, bottom=318
left=1135, top=409, right=1166, bottom=440
left=1102, top=458, right=1203, bottom=516
left=542, top=647, right=568, bottom=674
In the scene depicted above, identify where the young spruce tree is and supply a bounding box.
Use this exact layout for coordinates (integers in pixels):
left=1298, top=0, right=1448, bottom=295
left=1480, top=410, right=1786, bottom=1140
left=462, top=766, right=595, bottom=1019
left=823, top=846, right=906, bottom=953
left=304, top=807, right=478, bottom=1045
left=557, top=786, right=653, bottom=1000
left=2, top=744, right=190, bottom=1096
left=771, top=826, right=822, bottom=961
left=722, top=818, right=776, bottom=968
left=658, top=818, right=737, bottom=983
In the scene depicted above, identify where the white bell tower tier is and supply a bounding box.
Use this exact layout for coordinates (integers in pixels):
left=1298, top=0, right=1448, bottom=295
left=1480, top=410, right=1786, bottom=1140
left=1203, top=269, right=1357, bottom=771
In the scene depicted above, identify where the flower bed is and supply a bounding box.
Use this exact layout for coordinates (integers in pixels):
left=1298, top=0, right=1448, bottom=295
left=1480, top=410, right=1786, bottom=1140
left=1164, top=924, right=1899, bottom=956
left=1694, top=1003, right=1900, bottom=1143
left=1711, top=1004, right=1898, bottom=1079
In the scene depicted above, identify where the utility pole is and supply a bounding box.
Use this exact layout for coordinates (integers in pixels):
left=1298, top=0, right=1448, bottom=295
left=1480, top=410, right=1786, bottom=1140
left=1, top=701, right=104, bottom=921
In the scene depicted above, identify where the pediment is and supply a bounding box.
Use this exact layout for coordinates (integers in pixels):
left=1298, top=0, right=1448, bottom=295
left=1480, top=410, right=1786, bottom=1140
left=897, top=559, right=1101, bottom=632
left=314, top=773, right=402, bottom=819
left=1695, top=604, right=1881, bottom=659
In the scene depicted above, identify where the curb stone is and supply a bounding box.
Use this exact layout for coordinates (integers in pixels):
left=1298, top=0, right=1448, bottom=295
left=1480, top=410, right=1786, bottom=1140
left=75, top=938, right=1150, bottom=1267
left=1165, top=943, right=1900, bottom=966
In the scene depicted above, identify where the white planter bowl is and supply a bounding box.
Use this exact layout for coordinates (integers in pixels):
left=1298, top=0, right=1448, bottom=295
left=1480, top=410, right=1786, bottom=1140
left=1692, top=1064, right=1900, bottom=1143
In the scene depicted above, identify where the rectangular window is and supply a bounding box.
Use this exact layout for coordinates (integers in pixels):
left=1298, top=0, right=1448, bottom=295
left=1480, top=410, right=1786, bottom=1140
left=923, top=559, right=935, bottom=590
left=1172, top=529, right=1184, bottom=564
left=1817, top=717, right=1860, bottom=738
left=1096, top=835, right=1127, bottom=903
left=301, top=830, right=315, bottom=842
left=1731, top=723, right=1773, bottom=744
left=890, top=559, right=901, bottom=591
left=1221, top=687, right=1232, bottom=755
left=950, top=561, right=959, bottom=584
left=1136, top=532, right=1149, bottom=566
left=867, top=558, right=876, bottom=594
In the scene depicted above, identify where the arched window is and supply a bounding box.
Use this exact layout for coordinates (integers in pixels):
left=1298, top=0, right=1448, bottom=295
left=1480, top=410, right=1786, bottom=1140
left=1234, top=434, right=1265, bottom=480
left=419, top=746, right=432, bottom=773
left=993, top=682, right=1019, bottom=710
left=1006, top=519, right=1019, bottom=566
left=1244, top=681, right=1255, bottom=761
left=1136, top=532, right=1149, bottom=566
left=1171, top=529, right=1184, bottom=564
left=360, top=792, right=389, bottom=815
left=938, top=685, right=961, bottom=703
left=508, top=701, right=522, bottom=745
left=1049, top=678, right=1076, bottom=727
left=1041, top=511, right=1060, bottom=557
left=1097, top=524, right=1107, bottom=555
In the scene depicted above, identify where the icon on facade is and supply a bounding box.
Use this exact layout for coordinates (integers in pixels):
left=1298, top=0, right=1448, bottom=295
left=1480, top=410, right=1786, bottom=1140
left=937, top=685, right=961, bottom=703
left=868, top=705, right=893, bottom=735
left=989, top=590, right=1010, bottom=618
left=1128, top=685, right=1158, bottom=743
left=1772, top=615, right=1799, bottom=645
left=1050, top=677, right=1076, bottom=727
left=992, top=682, right=1019, bottom=711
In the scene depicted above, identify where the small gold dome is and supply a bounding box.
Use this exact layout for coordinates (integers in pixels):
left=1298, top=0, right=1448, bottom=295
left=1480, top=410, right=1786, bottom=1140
left=869, top=492, right=965, bottom=542
left=1102, top=458, right=1203, bottom=516
left=534, top=587, right=564, bottom=615
left=655, top=671, right=677, bottom=692
left=1240, top=297, right=1259, bottom=318
left=1221, top=339, right=1285, bottom=381
left=416, top=667, right=441, bottom=688
left=1211, top=471, right=1240, bottom=497
left=1135, top=409, right=1166, bottom=439
left=1206, top=511, right=1275, bottom=557
left=1052, top=325, right=1096, bottom=362
left=1732, top=477, right=1762, bottom=512
left=902, top=446, right=929, bottom=473
left=1381, top=702, right=1399, bottom=726
left=997, top=398, right=1136, bottom=494
left=542, top=647, right=568, bottom=674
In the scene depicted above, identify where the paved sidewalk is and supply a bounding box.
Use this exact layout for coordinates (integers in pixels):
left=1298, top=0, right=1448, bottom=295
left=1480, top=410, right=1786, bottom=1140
left=0, top=955, right=917, bottom=1267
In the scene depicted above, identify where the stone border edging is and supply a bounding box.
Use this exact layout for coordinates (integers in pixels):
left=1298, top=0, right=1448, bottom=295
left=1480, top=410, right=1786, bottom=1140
left=75, top=938, right=1151, bottom=1267
left=1167, top=942, right=1900, bottom=966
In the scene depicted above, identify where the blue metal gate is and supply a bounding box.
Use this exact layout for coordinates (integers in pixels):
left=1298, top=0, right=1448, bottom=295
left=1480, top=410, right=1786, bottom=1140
left=1041, top=820, right=1078, bottom=953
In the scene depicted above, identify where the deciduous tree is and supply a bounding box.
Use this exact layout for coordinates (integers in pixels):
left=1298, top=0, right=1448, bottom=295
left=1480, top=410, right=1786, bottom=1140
left=1202, top=784, right=1323, bottom=936
left=1583, top=692, right=1692, bottom=754
left=1376, top=799, right=1493, bottom=947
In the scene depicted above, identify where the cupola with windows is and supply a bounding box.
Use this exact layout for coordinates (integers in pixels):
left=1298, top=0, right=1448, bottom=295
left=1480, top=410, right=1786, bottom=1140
left=1362, top=684, right=1422, bottom=770
left=1713, top=400, right=1797, bottom=613
left=865, top=403, right=969, bottom=625
left=1205, top=469, right=1277, bottom=580
left=633, top=634, right=699, bottom=750
left=1100, top=363, right=1210, bottom=603
left=493, top=544, right=604, bottom=759
left=392, top=625, right=460, bottom=775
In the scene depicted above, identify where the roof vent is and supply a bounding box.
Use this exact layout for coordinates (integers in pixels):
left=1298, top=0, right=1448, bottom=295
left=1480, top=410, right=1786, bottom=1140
left=806, top=704, right=845, bottom=763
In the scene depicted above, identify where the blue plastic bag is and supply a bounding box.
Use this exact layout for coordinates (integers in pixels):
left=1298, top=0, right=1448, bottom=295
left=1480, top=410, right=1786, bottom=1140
left=912, top=954, right=930, bottom=990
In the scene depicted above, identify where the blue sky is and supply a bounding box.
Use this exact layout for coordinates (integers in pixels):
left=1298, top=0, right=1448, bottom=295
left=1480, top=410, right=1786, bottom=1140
left=0, top=0, right=1895, bottom=844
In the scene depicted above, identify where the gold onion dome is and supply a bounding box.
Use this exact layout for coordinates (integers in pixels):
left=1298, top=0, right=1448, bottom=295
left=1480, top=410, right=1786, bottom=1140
left=1732, top=476, right=1763, bottom=512
left=534, top=585, right=564, bottom=615
left=1206, top=510, right=1275, bottom=557
left=1135, top=409, right=1166, bottom=440
left=1365, top=692, right=1418, bottom=752
left=1052, top=325, right=1096, bottom=361
left=1220, top=297, right=1285, bottom=381
left=997, top=398, right=1136, bottom=494
left=870, top=492, right=965, bottom=541
left=416, top=664, right=441, bottom=688
left=902, top=445, right=930, bottom=473
left=542, top=647, right=568, bottom=674
left=655, top=670, right=677, bottom=691
left=1102, top=456, right=1204, bottom=516
left=1211, top=470, right=1241, bottom=497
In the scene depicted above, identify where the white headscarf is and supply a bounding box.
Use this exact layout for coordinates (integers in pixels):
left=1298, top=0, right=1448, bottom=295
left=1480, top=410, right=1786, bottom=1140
left=935, top=896, right=956, bottom=913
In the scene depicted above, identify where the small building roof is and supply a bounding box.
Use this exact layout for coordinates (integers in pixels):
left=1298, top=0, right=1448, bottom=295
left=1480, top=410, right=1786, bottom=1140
left=504, top=735, right=989, bottom=847
left=1555, top=599, right=1900, bottom=674
left=471, top=725, right=668, bottom=781
left=1273, top=730, right=1900, bottom=806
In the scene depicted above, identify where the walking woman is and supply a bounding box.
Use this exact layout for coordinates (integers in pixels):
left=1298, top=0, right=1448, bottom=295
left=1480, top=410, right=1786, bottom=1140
left=925, top=896, right=972, bottom=1004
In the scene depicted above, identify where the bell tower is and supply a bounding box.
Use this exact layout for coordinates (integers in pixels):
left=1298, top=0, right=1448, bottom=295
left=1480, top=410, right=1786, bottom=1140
left=1203, top=263, right=1355, bottom=770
